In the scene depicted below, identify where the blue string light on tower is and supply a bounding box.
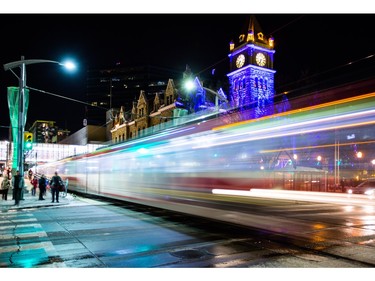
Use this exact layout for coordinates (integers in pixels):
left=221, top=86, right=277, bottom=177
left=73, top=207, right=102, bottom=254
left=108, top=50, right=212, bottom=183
left=227, top=15, right=276, bottom=119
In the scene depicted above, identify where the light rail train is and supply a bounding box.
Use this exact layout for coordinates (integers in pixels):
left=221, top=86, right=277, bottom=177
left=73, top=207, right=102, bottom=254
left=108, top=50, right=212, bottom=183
left=37, top=89, right=375, bottom=226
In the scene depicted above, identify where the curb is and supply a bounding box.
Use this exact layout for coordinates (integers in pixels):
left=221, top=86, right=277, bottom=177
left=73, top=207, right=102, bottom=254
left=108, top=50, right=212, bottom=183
left=1, top=188, right=73, bottom=211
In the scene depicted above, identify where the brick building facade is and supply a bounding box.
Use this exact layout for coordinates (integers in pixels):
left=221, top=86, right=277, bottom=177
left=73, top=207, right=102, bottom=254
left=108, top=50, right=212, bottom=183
left=111, top=79, right=179, bottom=143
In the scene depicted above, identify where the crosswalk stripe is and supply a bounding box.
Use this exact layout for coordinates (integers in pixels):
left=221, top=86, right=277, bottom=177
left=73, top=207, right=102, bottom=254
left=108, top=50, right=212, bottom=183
left=0, top=241, right=54, bottom=254
left=0, top=222, right=40, bottom=230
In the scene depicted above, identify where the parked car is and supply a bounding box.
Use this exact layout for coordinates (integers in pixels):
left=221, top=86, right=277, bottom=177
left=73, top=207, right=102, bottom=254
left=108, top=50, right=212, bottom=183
left=347, top=179, right=375, bottom=195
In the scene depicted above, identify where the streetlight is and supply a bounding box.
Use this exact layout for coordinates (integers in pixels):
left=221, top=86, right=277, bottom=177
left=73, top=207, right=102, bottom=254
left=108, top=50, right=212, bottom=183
left=3, top=56, right=76, bottom=177
left=184, top=77, right=228, bottom=111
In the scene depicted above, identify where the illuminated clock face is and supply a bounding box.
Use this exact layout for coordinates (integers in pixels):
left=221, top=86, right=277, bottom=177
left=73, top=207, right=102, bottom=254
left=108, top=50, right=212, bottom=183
left=236, top=54, right=245, bottom=68
left=255, top=53, right=266, bottom=66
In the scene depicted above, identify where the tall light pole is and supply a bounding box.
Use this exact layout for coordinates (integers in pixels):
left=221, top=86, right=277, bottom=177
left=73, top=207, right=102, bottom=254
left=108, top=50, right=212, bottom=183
left=3, top=56, right=76, bottom=177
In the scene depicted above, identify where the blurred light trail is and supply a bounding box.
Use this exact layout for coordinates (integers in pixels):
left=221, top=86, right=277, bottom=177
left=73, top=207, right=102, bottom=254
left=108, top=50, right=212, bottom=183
left=212, top=188, right=375, bottom=206
left=36, top=88, right=375, bottom=228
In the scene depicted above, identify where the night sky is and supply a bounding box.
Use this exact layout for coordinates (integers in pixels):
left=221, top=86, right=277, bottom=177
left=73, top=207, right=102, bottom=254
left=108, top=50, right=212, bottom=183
left=1, top=11, right=375, bottom=140
left=2, top=3, right=375, bottom=280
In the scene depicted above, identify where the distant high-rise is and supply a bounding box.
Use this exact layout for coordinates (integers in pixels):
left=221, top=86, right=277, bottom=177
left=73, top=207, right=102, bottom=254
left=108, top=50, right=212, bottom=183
left=28, top=120, right=70, bottom=144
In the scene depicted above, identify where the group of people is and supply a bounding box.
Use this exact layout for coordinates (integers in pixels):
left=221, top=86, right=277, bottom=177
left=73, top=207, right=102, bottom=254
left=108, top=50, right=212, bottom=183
left=0, top=167, right=64, bottom=205
left=30, top=173, right=48, bottom=201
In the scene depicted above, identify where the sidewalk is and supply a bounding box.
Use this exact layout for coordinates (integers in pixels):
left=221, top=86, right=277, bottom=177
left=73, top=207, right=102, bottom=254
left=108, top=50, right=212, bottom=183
left=0, top=186, right=74, bottom=211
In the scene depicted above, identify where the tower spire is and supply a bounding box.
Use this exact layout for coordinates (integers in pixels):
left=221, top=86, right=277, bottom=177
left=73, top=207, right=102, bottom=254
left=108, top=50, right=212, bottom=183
left=234, top=15, right=273, bottom=49
left=247, top=15, right=268, bottom=45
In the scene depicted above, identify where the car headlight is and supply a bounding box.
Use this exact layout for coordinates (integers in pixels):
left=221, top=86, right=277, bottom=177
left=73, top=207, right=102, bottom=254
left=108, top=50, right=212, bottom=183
left=347, top=189, right=353, bottom=194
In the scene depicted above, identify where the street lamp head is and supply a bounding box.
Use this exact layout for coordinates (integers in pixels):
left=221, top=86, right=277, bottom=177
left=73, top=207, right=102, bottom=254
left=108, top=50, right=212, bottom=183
left=59, top=60, right=77, bottom=71
left=4, top=58, right=78, bottom=72
left=184, top=77, right=227, bottom=102
left=184, top=79, right=196, bottom=91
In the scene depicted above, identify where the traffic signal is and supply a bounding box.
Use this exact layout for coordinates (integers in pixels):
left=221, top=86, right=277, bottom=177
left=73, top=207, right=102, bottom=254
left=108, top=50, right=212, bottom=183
left=24, top=132, right=33, bottom=150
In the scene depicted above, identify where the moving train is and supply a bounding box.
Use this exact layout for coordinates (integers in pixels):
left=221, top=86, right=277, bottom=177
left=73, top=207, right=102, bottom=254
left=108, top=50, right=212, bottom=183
left=37, top=87, right=375, bottom=226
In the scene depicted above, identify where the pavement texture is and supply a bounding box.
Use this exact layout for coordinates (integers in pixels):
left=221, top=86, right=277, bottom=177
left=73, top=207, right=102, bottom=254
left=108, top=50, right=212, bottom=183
left=0, top=186, right=74, bottom=211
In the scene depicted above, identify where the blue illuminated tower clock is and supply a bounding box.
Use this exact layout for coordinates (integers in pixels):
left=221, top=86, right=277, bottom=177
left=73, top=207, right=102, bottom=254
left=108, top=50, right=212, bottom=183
left=227, top=15, right=276, bottom=118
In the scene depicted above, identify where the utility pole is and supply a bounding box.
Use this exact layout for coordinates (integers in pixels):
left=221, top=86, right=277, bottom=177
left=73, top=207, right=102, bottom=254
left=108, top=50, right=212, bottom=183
left=18, top=56, right=26, bottom=177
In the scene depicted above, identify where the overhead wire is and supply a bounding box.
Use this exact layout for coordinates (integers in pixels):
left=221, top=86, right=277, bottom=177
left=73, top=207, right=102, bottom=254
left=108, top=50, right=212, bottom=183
left=278, top=53, right=375, bottom=95
left=195, top=15, right=305, bottom=79
left=26, top=85, right=109, bottom=111
left=194, top=15, right=374, bottom=98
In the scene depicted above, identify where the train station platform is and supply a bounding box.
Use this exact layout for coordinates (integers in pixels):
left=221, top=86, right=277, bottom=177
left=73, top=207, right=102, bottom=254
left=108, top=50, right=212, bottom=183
left=0, top=186, right=75, bottom=211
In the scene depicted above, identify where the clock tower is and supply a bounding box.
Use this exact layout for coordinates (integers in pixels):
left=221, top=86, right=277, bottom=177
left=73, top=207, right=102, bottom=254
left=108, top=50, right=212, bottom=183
left=227, top=15, right=276, bottom=118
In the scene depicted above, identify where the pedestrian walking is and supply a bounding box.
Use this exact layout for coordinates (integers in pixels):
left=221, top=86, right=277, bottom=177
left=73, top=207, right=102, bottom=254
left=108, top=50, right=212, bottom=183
left=12, top=170, right=24, bottom=206
left=31, top=175, right=38, bottom=196
left=38, top=174, right=47, bottom=200
left=6, top=166, right=12, bottom=181
left=61, top=178, right=69, bottom=197
left=4, top=167, right=15, bottom=200
left=28, top=169, right=33, bottom=181
left=1, top=175, right=11, bottom=200
left=49, top=171, right=63, bottom=203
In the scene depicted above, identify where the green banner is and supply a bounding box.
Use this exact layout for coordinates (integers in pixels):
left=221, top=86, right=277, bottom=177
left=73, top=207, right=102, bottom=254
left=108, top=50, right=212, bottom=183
left=7, top=87, right=29, bottom=169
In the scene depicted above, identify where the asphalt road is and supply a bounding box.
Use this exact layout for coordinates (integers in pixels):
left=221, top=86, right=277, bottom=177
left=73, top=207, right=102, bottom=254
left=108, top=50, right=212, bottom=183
left=1, top=190, right=374, bottom=280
